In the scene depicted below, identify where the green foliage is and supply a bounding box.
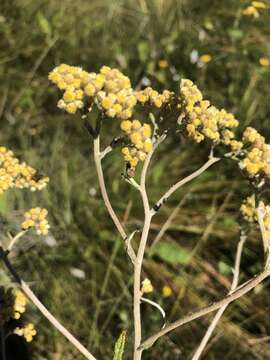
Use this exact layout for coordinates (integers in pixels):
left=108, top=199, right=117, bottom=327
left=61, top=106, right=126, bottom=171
left=113, top=331, right=126, bottom=360
left=150, top=242, right=191, bottom=265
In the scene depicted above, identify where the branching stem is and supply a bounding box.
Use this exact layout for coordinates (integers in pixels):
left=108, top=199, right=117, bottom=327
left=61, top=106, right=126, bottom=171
left=140, top=265, right=270, bottom=350
left=153, top=156, right=220, bottom=213
left=191, top=232, right=246, bottom=360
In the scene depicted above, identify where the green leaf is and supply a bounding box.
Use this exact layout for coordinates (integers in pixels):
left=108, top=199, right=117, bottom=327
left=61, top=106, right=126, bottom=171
left=227, top=28, right=243, bottom=40
left=37, top=12, right=51, bottom=37
left=113, top=331, right=126, bottom=360
left=218, top=261, right=231, bottom=276
left=151, top=242, right=191, bottom=265
left=138, top=41, right=150, bottom=63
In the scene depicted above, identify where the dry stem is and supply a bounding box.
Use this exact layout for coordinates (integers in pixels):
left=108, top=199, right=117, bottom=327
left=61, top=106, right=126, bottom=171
left=93, top=136, right=127, bottom=240
left=191, top=232, right=246, bottom=360
left=140, top=266, right=270, bottom=350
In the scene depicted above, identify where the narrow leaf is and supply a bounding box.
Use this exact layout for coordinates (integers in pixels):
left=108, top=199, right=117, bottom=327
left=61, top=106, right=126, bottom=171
left=113, top=330, right=126, bottom=360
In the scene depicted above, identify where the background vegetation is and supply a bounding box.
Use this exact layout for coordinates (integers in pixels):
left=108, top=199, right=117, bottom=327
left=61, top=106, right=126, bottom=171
left=1, top=0, right=270, bottom=359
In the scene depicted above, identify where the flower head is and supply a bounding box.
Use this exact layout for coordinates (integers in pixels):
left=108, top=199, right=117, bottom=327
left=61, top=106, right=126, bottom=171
left=21, top=208, right=50, bottom=235
left=15, top=323, right=37, bottom=342
left=239, top=127, right=270, bottom=179
left=199, top=54, right=212, bottom=64
left=121, top=120, right=153, bottom=171
left=0, top=146, right=49, bottom=194
left=179, top=79, right=240, bottom=147
left=141, top=278, right=153, bottom=294
left=243, top=6, right=259, bottom=17
left=240, top=195, right=257, bottom=222
left=13, top=289, right=28, bottom=319
left=259, top=57, right=269, bottom=67
left=162, top=286, right=172, bottom=297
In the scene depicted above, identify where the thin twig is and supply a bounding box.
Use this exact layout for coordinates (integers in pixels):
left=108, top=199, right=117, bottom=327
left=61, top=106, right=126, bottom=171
left=100, top=145, right=112, bottom=160
left=152, top=156, right=220, bottom=213
left=7, top=231, right=27, bottom=251
left=141, top=297, right=166, bottom=319
left=139, top=266, right=270, bottom=350
left=0, top=247, right=96, bottom=360
left=93, top=136, right=126, bottom=240
left=133, top=133, right=166, bottom=360
left=125, top=231, right=138, bottom=265
left=191, top=232, right=246, bottom=360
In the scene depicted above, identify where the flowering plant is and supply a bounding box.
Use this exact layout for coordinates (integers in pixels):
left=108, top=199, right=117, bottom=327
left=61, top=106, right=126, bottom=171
left=1, top=63, right=270, bottom=360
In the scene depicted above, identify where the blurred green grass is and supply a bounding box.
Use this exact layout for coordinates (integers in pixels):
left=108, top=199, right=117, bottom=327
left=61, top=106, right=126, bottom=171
left=1, top=0, right=270, bottom=359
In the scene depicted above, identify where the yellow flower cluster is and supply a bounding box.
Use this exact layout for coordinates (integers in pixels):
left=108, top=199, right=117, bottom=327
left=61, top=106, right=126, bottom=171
left=241, top=197, right=270, bottom=240
left=260, top=203, right=270, bottom=240
left=97, top=66, right=137, bottom=119
left=0, top=288, right=28, bottom=324
left=141, top=278, right=153, bottom=294
left=15, top=323, right=37, bottom=342
left=49, top=64, right=137, bottom=118
left=21, top=208, right=50, bottom=235
left=259, top=57, right=269, bottom=67
left=240, top=195, right=256, bottom=222
left=179, top=79, right=241, bottom=149
left=49, top=63, right=177, bottom=120
left=0, top=147, right=49, bottom=194
left=136, top=87, right=172, bottom=108
left=13, top=289, right=28, bottom=320
left=97, top=66, right=136, bottom=118
left=240, top=127, right=270, bottom=177
left=243, top=1, right=267, bottom=17
left=121, top=120, right=153, bottom=169
left=48, top=64, right=86, bottom=114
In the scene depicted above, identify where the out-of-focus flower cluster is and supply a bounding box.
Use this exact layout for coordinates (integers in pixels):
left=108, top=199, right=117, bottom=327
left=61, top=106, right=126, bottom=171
left=178, top=80, right=242, bottom=151
left=0, top=287, right=28, bottom=325
left=141, top=278, right=153, bottom=294
left=243, top=1, right=267, bottom=18
left=239, top=127, right=270, bottom=178
left=14, top=323, right=37, bottom=342
left=240, top=195, right=257, bottom=222
left=13, top=289, right=28, bottom=319
left=162, top=286, right=172, bottom=297
left=21, top=207, right=50, bottom=235
left=121, top=120, right=153, bottom=169
left=0, top=146, right=49, bottom=194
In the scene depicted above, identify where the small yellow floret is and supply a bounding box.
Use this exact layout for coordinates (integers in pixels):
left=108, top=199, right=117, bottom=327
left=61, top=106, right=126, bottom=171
left=120, top=120, right=132, bottom=132
left=199, top=54, right=212, bottom=63
left=162, top=286, right=172, bottom=297
left=259, top=57, right=269, bottom=67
